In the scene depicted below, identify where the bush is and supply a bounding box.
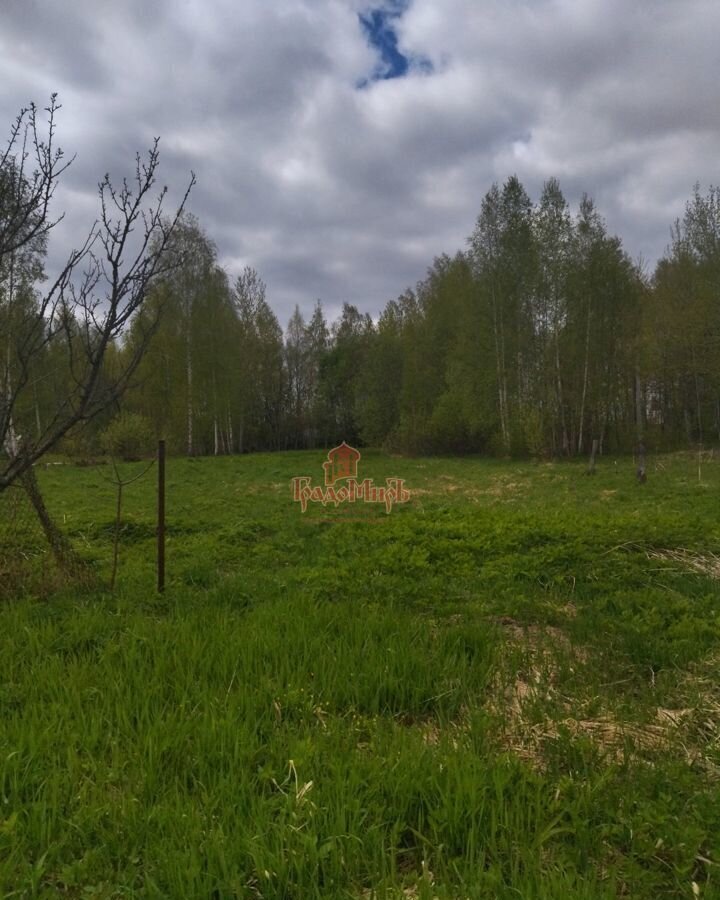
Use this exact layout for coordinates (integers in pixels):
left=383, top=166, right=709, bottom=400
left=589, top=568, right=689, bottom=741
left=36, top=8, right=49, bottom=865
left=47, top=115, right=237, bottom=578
left=100, top=413, right=155, bottom=461
left=58, top=428, right=101, bottom=465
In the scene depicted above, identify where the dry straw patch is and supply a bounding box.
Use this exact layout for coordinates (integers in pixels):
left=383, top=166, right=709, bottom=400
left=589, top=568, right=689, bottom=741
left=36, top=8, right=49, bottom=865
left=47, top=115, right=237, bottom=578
left=416, top=716, right=468, bottom=749
left=398, top=615, right=718, bottom=776
left=489, top=619, right=704, bottom=769
left=646, top=547, right=720, bottom=580
left=360, top=886, right=439, bottom=900
left=416, top=473, right=526, bottom=501
left=361, top=890, right=444, bottom=900
left=477, top=476, right=524, bottom=500
left=671, top=652, right=720, bottom=777
left=360, top=861, right=445, bottom=900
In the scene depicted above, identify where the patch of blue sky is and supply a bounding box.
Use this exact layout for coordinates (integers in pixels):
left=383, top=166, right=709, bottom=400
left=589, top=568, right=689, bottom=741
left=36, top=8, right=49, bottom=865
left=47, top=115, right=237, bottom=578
left=357, top=3, right=433, bottom=87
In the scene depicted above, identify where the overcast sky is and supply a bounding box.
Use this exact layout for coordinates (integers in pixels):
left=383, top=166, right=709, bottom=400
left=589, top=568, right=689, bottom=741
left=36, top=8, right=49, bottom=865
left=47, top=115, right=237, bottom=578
left=1, top=0, right=718, bottom=325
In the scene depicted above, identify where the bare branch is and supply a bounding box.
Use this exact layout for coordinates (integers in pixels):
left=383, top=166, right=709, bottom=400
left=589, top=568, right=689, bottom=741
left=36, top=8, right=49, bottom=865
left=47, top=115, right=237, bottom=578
left=0, top=98, right=194, bottom=491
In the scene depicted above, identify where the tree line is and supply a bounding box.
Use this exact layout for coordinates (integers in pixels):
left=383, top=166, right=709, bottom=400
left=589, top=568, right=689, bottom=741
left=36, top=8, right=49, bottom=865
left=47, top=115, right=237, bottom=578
left=4, top=117, right=720, bottom=461
left=104, top=178, right=719, bottom=458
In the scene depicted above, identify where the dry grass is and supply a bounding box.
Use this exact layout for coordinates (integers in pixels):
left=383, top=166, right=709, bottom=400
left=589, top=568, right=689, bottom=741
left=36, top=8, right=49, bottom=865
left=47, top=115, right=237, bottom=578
left=414, top=474, right=526, bottom=501
left=375, top=609, right=718, bottom=784
left=489, top=619, right=716, bottom=771
left=360, top=861, right=443, bottom=900
left=646, top=547, right=720, bottom=580
left=671, top=651, right=720, bottom=775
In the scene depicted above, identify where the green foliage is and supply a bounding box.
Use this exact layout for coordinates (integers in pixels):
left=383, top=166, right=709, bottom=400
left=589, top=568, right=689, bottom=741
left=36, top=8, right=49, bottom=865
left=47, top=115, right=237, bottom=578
left=57, top=427, right=100, bottom=464
left=521, top=405, right=547, bottom=458
left=2, top=451, right=720, bottom=896
left=429, top=390, right=471, bottom=452
left=100, top=412, right=154, bottom=461
left=10, top=178, right=720, bottom=463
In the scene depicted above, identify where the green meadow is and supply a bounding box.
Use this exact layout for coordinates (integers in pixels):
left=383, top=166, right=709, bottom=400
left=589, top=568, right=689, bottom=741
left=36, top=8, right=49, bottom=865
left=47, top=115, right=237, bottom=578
left=1, top=450, right=719, bottom=898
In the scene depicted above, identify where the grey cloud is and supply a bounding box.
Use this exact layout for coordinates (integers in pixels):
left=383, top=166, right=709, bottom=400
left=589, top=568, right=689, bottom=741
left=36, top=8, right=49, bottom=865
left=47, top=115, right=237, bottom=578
left=1, top=0, right=719, bottom=327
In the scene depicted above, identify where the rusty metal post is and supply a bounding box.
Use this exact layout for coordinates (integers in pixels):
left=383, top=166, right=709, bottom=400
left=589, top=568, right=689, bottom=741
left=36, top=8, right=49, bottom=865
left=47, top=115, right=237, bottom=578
left=157, top=439, right=165, bottom=592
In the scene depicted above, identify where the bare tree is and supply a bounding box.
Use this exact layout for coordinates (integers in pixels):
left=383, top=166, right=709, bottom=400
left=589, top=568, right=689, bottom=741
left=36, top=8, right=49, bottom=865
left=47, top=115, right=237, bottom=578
left=0, top=95, right=195, bottom=495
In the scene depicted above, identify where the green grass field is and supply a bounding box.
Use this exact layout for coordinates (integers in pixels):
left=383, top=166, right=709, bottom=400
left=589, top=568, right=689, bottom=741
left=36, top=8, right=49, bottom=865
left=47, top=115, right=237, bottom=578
left=1, top=450, right=719, bottom=898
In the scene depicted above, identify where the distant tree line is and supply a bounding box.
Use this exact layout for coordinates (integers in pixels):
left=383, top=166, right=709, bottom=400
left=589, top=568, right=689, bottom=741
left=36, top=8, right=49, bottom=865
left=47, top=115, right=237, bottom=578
left=8, top=177, right=720, bottom=460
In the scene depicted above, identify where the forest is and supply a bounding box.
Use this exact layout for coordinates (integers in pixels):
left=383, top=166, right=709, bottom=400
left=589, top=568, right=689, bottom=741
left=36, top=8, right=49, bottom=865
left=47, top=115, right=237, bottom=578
left=5, top=170, right=720, bottom=462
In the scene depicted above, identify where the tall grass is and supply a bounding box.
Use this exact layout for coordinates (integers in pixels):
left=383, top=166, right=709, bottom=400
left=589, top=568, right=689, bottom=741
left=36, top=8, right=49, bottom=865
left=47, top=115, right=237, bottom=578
left=1, top=450, right=718, bottom=896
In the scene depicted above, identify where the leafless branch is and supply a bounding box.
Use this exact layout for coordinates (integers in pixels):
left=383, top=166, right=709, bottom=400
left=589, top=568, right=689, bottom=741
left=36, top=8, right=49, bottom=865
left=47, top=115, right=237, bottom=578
left=0, top=97, right=194, bottom=491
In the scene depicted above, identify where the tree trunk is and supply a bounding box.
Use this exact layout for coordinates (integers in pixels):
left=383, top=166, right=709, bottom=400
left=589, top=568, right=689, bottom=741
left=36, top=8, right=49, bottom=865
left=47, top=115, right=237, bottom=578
left=33, top=385, right=42, bottom=440
left=635, top=368, right=644, bottom=443
left=500, top=311, right=509, bottom=450
left=5, top=344, right=78, bottom=570
left=554, top=332, right=569, bottom=455
left=21, top=466, right=79, bottom=569
left=691, top=345, right=703, bottom=444
left=636, top=441, right=647, bottom=484
left=577, top=296, right=592, bottom=454
left=490, top=285, right=509, bottom=450
left=599, top=401, right=608, bottom=455
left=186, top=323, right=193, bottom=456
left=587, top=438, right=598, bottom=475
